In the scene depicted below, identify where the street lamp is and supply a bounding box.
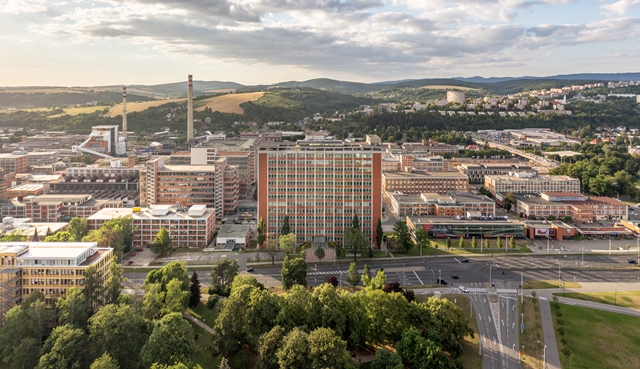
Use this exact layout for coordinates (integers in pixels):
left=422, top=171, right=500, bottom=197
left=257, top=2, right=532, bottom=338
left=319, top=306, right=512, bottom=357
left=557, top=259, right=562, bottom=288
left=403, top=263, right=406, bottom=286
left=489, top=264, right=493, bottom=286
left=537, top=341, right=547, bottom=369
left=580, top=247, right=585, bottom=268
left=430, top=266, right=434, bottom=285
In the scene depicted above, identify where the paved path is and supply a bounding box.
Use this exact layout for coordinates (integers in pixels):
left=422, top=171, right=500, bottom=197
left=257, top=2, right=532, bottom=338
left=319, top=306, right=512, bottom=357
left=184, top=311, right=216, bottom=335
left=538, top=299, right=561, bottom=369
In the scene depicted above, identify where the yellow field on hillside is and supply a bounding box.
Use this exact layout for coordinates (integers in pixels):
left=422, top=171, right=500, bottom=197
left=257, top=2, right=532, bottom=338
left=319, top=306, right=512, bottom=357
left=105, top=98, right=186, bottom=117
left=47, top=106, right=110, bottom=118
left=420, top=85, right=478, bottom=90
left=196, top=92, right=264, bottom=114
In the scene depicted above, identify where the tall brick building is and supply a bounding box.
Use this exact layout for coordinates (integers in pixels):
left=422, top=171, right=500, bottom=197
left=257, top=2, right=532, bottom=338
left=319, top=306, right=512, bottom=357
left=257, top=141, right=382, bottom=246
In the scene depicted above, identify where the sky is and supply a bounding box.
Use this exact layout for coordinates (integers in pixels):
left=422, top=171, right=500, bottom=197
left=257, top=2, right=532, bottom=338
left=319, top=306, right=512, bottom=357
left=1, top=0, right=640, bottom=86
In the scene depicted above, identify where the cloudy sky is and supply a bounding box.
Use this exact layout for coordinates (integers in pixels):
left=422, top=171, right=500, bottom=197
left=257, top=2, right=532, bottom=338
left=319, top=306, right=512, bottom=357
left=1, top=0, right=640, bottom=86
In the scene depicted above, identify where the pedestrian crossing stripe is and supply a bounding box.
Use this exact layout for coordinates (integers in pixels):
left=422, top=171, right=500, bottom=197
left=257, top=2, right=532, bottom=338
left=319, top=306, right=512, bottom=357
left=496, top=288, right=518, bottom=294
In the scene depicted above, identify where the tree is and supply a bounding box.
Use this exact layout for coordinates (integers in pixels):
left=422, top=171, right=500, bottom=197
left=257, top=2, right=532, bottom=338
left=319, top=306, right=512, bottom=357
left=258, top=325, right=286, bottom=369
left=307, top=327, right=347, bottom=369
left=83, top=265, right=103, bottom=313
left=231, top=274, right=263, bottom=294
left=371, top=348, right=403, bottom=369
left=104, top=258, right=125, bottom=305
left=83, top=227, right=126, bottom=259
left=279, top=233, right=297, bottom=254
left=589, top=174, right=612, bottom=196
left=212, top=285, right=255, bottom=357
left=56, top=287, right=89, bottom=329
left=484, top=238, right=490, bottom=249
left=375, top=218, right=383, bottom=249
left=281, top=215, right=291, bottom=236
left=68, top=217, right=89, bottom=242
left=314, top=247, right=325, bottom=264
left=415, top=228, right=430, bottom=255
left=31, top=228, right=39, bottom=242
left=163, top=278, right=189, bottom=314
left=344, top=227, right=367, bottom=261
left=257, top=217, right=266, bottom=247
left=276, top=328, right=309, bottom=369
left=89, top=304, right=149, bottom=369
left=347, top=262, right=359, bottom=288
left=361, top=264, right=372, bottom=287
left=90, top=353, right=120, bottom=369
left=325, top=275, right=338, bottom=287
left=496, top=237, right=502, bottom=248
left=504, top=192, right=516, bottom=212
left=396, top=328, right=451, bottom=369
left=445, top=237, right=452, bottom=251
left=150, top=228, right=172, bottom=256
left=43, top=231, right=73, bottom=242
left=509, top=237, right=516, bottom=249
left=458, top=237, right=465, bottom=248
left=393, top=221, right=412, bottom=254
left=82, top=154, right=95, bottom=164
left=37, top=324, right=88, bottom=369
left=210, top=258, right=239, bottom=295
left=218, top=358, right=231, bottom=369
left=142, top=283, right=164, bottom=321
left=352, top=214, right=360, bottom=230
left=188, top=271, right=201, bottom=307
left=281, top=256, right=307, bottom=290
left=265, top=239, right=279, bottom=265
left=104, top=215, right=137, bottom=252
left=140, top=313, right=196, bottom=368
left=45, top=227, right=53, bottom=237
left=471, top=236, right=477, bottom=249
left=370, top=269, right=386, bottom=290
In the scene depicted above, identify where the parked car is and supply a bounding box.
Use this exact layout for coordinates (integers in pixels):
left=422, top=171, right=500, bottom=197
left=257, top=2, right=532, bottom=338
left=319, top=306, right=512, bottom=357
left=627, top=259, right=637, bottom=264
left=246, top=267, right=255, bottom=272
left=436, top=278, right=447, bottom=285
left=125, top=261, right=133, bottom=266
left=136, top=248, right=143, bottom=252
left=451, top=274, right=459, bottom=279
left=458, top=286, right=469, bottom=293
left=460, top=258, right=470, bottom=263
left=130, top=252, right=136, bottom=257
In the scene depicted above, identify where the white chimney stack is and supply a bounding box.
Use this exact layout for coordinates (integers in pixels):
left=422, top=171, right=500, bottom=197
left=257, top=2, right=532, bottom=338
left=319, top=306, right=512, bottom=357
left=187, top=75, right=194, bottom=141
left=122, top=87, right=127, bottom=146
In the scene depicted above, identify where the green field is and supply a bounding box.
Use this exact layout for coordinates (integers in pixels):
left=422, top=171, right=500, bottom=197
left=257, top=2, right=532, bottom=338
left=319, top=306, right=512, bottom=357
left=188, top=321, right=220, bottom=368
left=520, top=297, right=545, bottom=369
left=187, top=302, right=219, bottom=328
left=556, top=291, right=640, bottom=309
left=551, top=304, right=640, bottom=369
left=524, top=280, right=581, bottom=289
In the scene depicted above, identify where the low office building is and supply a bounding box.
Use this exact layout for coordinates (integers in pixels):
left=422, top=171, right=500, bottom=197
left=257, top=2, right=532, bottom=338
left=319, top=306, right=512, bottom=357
left=484, top=172, right=581, bottom=195
left=382, top=171, right=469, bottom=195
left=26, top=151, right=59, bottom=167
left=0, top=194, right=122, bottom=222
left=0, top=153, right=28, bottom=174
left=0, top=217, right=68, bottom=241
left=382, top=155, right=451, bottom=172
left=385, top=191, right=495, bottom=217
left=0, top=242, right=113, bottom=319
left=458, top=163, right=533, bottom=183
left=515, top=192, right=628, bottom=223
left=215, top=224, right=253, bottom=249
left=407, top=216, right=524, bottom=238
left=87, top=205, right=216, bottom=248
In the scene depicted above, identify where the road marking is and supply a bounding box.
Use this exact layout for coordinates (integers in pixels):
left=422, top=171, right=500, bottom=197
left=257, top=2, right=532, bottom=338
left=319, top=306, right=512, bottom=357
left=454, top=258, right=461, bottom=264
left=413, top=271, right=424, bottom=285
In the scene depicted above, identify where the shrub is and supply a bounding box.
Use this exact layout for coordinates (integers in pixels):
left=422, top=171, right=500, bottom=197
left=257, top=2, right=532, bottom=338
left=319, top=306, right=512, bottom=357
left=206, top=294, right=219, bottom=309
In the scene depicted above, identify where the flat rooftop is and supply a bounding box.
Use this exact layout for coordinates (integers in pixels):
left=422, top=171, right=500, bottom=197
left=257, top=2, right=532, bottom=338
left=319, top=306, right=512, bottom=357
left=88, top=206, right=215, bottom=221
left=216, top=224, right=252, bottom=238
left=409, top=216, right=517, bottom=225
left=486, top=174, right=578, bottom=182
left=162, top=165, right=216, bottom=172
left=383, top=171, right=468, bottom=179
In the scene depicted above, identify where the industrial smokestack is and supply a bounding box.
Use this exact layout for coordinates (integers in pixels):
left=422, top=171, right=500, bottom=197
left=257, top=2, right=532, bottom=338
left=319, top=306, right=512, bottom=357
left=122, top=87, right=127, bottom=146
left=187, top=75, right=194, bottom=141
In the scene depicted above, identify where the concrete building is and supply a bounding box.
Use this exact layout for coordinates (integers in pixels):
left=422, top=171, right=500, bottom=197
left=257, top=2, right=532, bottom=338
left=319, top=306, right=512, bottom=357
left=458, top=163, right=533, bottom=183
left=74, top=125, right=126, bottom=157
left=26, top=151, right=59, bottom=167
left=191, top=147, right=253, bottom=197
left=0, top=242, right=113, bottom=319
left=0, top=153, right=28, bottom=174
left=385, top=192, right=495, bottom=217
left=215, top=224, right=253, bottom=249
left=257, top=140, right=382, bottom=245
left=382, top=171, right=469, bottom=195
left=140, top=157, right=239, bottom=218
left=0, top=194, right=122, bottom=222
left=407, top=216, right=524, bottom=238
left=515, top=192, right=628, bottom=223
left=446, top=91, right=467, bottom=104
left=87, top=205, right=216, bottom=248
left=382, top=155, right=451, bottom=172
left=0, top=217, right=67, bottom=241
left=484, top=172, right=581, bottom=195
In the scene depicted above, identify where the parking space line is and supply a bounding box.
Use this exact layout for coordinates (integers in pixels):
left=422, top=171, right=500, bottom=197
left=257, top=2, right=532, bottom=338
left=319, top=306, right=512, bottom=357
left=413, top=271, right=424, bottom=285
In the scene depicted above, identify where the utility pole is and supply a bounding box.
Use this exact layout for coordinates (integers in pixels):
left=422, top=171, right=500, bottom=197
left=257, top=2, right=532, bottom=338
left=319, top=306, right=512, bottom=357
left=609, top=237, right=612, bottom=256
left=521, top=271, right=524, bottom=304
left=558, top=260, right=562, bottom=288
left=489, top=265, right=493, bottom=286
left=547, top=237, right=550, bottom=254
left=481, top=237, right=483, bottom=253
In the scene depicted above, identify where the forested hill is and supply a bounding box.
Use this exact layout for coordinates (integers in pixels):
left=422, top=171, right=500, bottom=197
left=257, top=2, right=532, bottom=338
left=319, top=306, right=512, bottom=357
left=0, top=91, right=153, bottom=109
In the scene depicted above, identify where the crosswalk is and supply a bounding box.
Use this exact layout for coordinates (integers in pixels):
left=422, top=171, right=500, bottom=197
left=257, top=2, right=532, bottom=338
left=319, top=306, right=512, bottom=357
left=496, top=288, right=518, bottom=294
left=443, top=287, right=517, bottom=295
left=308, top=269, right=375, bottom=276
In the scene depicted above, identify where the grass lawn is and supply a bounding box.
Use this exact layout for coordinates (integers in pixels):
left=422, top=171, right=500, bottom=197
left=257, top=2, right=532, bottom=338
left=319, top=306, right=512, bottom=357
left=555, top=291, right=640, bottom=309
left=524, top=280, right=581, bottom=289
left=188, top=321, right=220, bottom=369
left=520, top=297, right=545, bottom=369
left=551, top=304, right=640, bottom=368
left=187, top=302, right=219, bottom=328
left=441, top=294, right=482, bottom=369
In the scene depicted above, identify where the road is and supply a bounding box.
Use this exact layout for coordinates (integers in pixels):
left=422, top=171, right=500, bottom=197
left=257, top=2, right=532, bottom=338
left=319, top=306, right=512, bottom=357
left=474, top=139, right=558, bottom=169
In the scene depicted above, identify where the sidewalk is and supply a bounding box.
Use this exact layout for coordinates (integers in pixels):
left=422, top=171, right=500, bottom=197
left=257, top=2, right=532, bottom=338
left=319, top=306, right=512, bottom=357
left=539, top=299, right=562, bottom=369
left=184, top=311, right=216, bottom=335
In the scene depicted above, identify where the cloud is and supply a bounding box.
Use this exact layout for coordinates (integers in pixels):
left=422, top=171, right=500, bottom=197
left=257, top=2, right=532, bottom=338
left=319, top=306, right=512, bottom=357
left=0, top=0, right=47, bottom=13
left=601, top=0, right=640, bottom=15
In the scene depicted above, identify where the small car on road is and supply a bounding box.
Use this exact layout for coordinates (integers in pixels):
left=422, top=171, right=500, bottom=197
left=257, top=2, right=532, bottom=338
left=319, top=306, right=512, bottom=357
left=246, top=267, right=255, bottom=272
left=436, top=278, right=447, bottom=285
left=125, top=260, right=133, bottom=266
left=627, top=259, right=638, bottom=264
left=460, top=258, right=470, bottom=262
left=458, top=286, right=469, bottom=293
left=451, top=274, right=459, bottom=279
